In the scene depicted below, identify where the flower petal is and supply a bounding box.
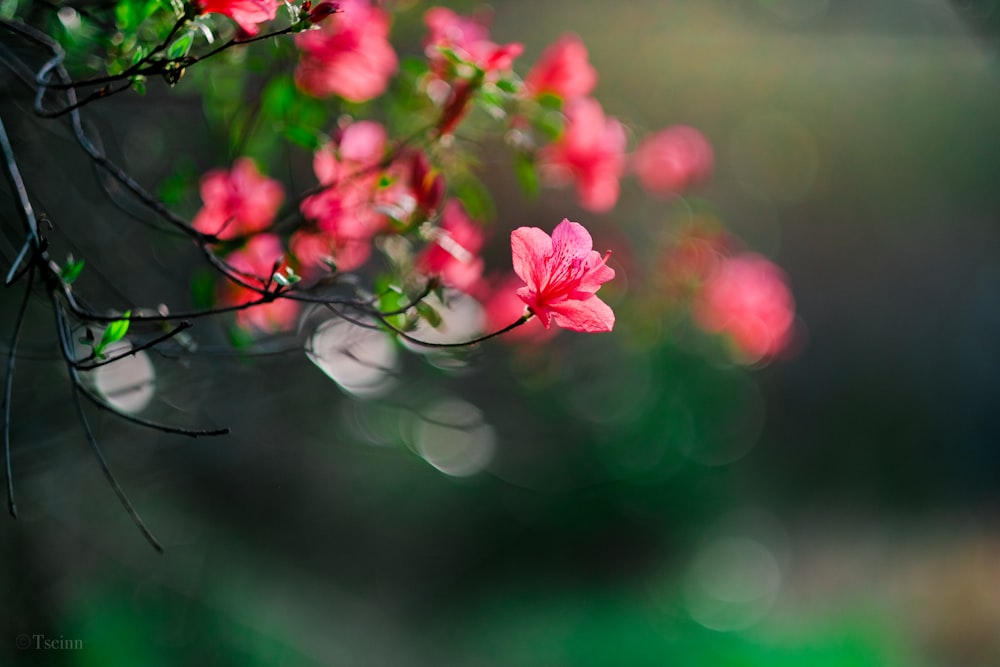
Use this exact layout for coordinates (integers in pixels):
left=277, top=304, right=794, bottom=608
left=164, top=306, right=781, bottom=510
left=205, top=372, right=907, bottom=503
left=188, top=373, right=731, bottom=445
left=547, top=294, right=615, bottom=332
left=550, top=219, right=594, bottom=256
left=510, top=226, right=552, bottom=291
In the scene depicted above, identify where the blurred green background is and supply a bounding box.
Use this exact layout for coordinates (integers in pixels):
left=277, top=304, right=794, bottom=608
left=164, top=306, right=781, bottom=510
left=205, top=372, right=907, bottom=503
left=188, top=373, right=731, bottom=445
left=2, top=0, right=1000, bottom=665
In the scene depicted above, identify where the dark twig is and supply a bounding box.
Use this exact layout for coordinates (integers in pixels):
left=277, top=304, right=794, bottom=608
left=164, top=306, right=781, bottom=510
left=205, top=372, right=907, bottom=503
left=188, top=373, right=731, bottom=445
left=3, top=266, right=34, bottom=517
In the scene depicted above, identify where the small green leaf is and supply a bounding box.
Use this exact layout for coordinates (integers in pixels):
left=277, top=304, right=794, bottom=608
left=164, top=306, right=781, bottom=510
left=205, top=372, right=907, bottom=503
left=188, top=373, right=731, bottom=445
left=272, top=272, right=291, bottom=287
left=61, top=257, right=85, bottom=285
left=454, top=174, right=495, bottom=222
left=514, top=152, right=539, bottom=198
left=495, top=78, right=520, bottom=94
left=416, top=301, right=443, bottom=329
left=533, top=108, right=565, bottom=142
left=536, top=93, right=563, bottom=110
left=167, top=32, right=194, bottom=60
left=100, top=311, right=131, bottom=349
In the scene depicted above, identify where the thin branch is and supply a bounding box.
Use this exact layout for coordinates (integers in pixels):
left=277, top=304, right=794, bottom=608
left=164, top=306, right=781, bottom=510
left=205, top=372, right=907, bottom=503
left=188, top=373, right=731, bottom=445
left=74, top=321, right=193, bottom=370
left=54, top=300, right=164, bottom=553
left=3, top=266, right=35, bottom=518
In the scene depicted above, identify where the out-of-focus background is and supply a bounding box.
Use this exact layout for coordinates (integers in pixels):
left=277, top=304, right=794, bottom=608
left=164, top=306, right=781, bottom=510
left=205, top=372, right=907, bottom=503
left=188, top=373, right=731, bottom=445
left=2, top=0, right=1000, bottom=664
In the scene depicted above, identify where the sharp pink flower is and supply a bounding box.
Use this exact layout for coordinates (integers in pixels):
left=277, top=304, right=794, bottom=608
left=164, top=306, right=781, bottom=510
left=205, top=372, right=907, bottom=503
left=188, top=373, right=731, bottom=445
left=295, top=0, right=398, bottom=102
left=631, top=125, right=714, bottom=196
left=221, top=234, right=299, bottom=332
left=192, top=158, right=284, bottom=240
left=511, top=219, right=615, bottom=332
left=693, top=253, right=795, bottom=362
left=538, top=98, right=626, bottom=213
left=524, top=34, right=597, bottom=101
left=482, top=274, right=555, bottom=342
left=195, top=0, right=280, bottom=35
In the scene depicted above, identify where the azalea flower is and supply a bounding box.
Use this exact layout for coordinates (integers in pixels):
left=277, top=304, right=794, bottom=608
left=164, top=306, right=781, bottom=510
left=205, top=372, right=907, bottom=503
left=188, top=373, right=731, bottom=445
left=510, top=219, right=615, bottom=332
left=194, top=0, right=280, bottom=35
left=692, top=253, right=795, bottom=362
left=481, top=274, right=554, bottom=342
left=631, top=125, right=714, bottom=197
left=295, top=0, right=398, bottom=102
left=423, top=7, right=523, bottom=79
left=524, top=34, right=597, bottom=102
left=298, top=120, right=392, bottom=272
left=416, top=199, right=484, bottom=292
left=221, top=234, right=299, bottom=332
left=192, top=158, right=284, bottom=240
left=538, top=97, right=626, bottom=213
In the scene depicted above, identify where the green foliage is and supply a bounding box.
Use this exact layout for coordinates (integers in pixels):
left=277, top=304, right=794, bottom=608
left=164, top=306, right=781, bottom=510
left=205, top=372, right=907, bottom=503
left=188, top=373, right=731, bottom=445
left=514, top=152, right=540, bottom=198
left=60, top=255, right=85, bottom=285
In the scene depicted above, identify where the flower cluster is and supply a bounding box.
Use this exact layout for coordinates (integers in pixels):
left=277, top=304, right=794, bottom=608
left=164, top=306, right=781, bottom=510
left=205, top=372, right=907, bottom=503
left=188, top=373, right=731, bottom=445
left=183, top=1, right=790, bottom=360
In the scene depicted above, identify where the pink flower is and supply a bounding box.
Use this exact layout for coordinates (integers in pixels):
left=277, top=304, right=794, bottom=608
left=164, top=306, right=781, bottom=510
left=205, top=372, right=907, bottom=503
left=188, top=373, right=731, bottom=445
left=297, top=120, right=406, bottom=273
left=482, top=274, right=554, bottom=342
left=192, top=158, right=284, bottom=240
left=295, top=0, right=398, bottom=102
left=423, top=7, right=523, bottom=78
left=195, top=0, right=280, bottom=35
left=416, top=199, right=484, bottom=292
left=289, top=229, right=370, bottom=274
left=693, top=253, right=795, bottom=362
left=538, top=98, right=626, bottom=213
left=524, top=34, right=597, bottom=101
left=510, top=219, right=615, bottom=332
left=631, top=125, right=714, bottom=196
left=221, top=234, right=299, bottom=332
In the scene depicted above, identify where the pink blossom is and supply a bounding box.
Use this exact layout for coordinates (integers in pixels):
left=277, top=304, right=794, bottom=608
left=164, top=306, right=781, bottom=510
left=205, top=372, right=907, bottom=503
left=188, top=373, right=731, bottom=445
left=221, top=234, right=299, bottom=332
left=295, top=0, right=398, bottom=102
left=192, top=158, right=284, bottom=240
left=195, top=0, right=279, bottom=35
left=693, top=253, right=795, bottom=361
left=538, top=98, right=626, bottom=213
left=632, top=125, right=714, bottom=196
left=482, top=274, right=554, bottom=342
left=524, top=34, right=597, bottom=101
left=289, top=229, right=370, bottom=274
left=416, top=200, right=484, bottom=292
left=423, top=7, right=523, bottom=78
left=510, top=219, right=615, bottom=332
left=297, top=121, right=404, bottom=273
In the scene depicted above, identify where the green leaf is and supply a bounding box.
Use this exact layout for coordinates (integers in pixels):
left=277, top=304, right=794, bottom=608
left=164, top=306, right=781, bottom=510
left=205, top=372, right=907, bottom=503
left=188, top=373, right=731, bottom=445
left=536, top=92, right=563, bottom=110
left=453, top=174, right=495, bottom=222
left=61, top=257, right=85, bottom=285
left=533, top=109, right=565, bottom=142
left=416, top=302, right=443, bottom=329
left=100, top=311, right=131, bottom=349
left=514, top=152, right=539, bottom=198
left=167, top=32, right=194, bottom=60
left=495, top=78, right=520, bottom=94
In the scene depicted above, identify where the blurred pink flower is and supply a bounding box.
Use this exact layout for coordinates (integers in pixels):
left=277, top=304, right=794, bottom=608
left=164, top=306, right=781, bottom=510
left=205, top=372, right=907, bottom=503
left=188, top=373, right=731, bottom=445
left=423, top=7, right=523, bottom=78
left=693, top=253, right=795, bottom=361
left=195, top=0, right=280, bottom=35
left=538, top=98, right=626, bottom=213
left=482, top=274, right=554, bottom=342
left=296, top=120, right=423, bottom=274
left=631, top=125, right=714, bottom=196
left=289, top=229, right=370, bottom=274
left=192, top=158, right=284, bottom=240
left=416, top=199, right=484, bottom=292
left=221, top=234, right=299, bottom=332
left=511, top=219, right=615, bottom=332
left=524, top=34, right=596, bottom=101
left=295, top=0, right=397, bottom=102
